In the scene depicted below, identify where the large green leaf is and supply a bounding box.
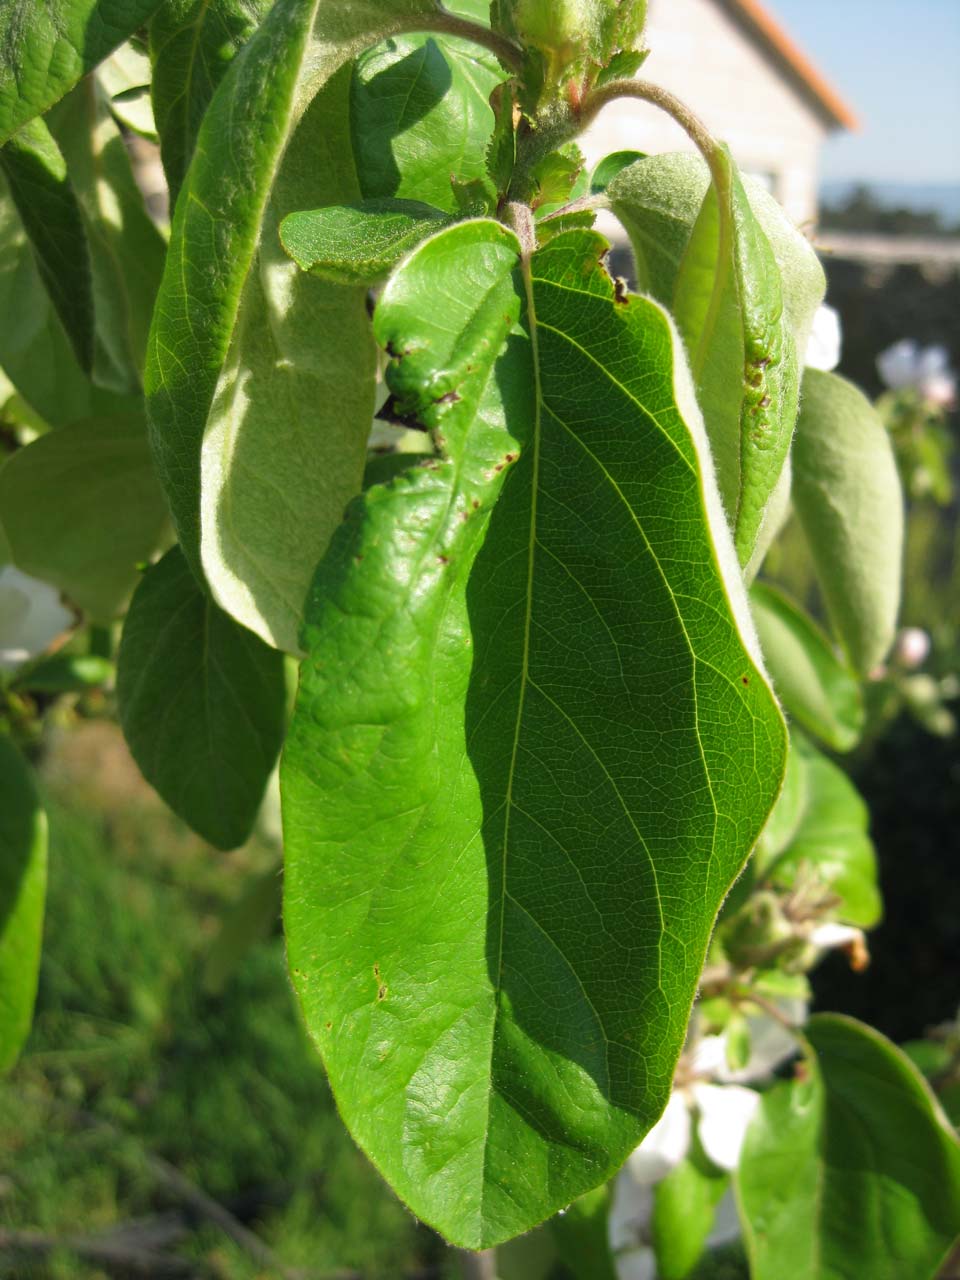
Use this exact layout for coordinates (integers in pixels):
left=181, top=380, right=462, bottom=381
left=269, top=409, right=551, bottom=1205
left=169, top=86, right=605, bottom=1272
left=351, top=27, right=501, bottom=211
left=280, top=198, right=450, bottom=285
left=47, top=77, right=167, bottom=395
left=749, top=582, right=864, bottom=753
left=149, top=0, right=273, bottom=206
left=116, top=546, right=286, bottom=849
left=0, top=415, right=170, bottom=621
left=145, top=0, right=456, bottom=652
left=282, top=221, right=785, bottom=1247
left=0, top=116, right=94, bottom=372
left=763, top=735, right=880, bottom=929
left=792, top=370, right=904, bottom=675
left=0, top=735, right=47, bottom=1073
left=0, top=0, right=165, bottom=144
left=738, top=1014, right=960, bottom=1280
left=0, top=171, right=134, bottom=426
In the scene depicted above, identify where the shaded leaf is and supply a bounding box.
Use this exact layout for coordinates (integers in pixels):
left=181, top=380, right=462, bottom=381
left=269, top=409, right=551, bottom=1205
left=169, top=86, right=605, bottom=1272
left=352, top=29, right=502, bottom=211
left=282, top=221, right=785, bottom=1247
left=792, top=369, right=904, bottom=674
left=149, top=0, right=272, bottom=205
left=0, top=735, right=47, bottom=1072
left=11, top=652, right=113, bottom=693
left=47, top=77, right=167, bottom=395
left=0, top=171, right=133, bottom=426
left=0, top=116, right=94, bottom=372
left=0, top=0, right=164, bottom=144
left=146, top=0, right=451, bottom=650
left=116, top=546, right=286, bottom=850
left=764, top=735, right=881, bottom=929
left=738, top=1014, right=960, bottom=1280
left=590, top=149, right=646, bottom=195
left=280, top=198, right=450, bottom=285
left=0, top=415, right=170, bottom=621
left=750, top=582, right=864, bottom=753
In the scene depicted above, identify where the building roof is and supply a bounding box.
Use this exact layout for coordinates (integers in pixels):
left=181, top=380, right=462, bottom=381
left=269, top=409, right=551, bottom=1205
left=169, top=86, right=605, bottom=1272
left=721, top=0, right=860, bottom=130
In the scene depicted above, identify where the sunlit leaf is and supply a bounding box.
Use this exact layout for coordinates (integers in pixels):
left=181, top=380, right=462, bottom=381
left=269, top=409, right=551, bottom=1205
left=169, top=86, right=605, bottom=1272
left=282, top=221, right=785, bottom=1247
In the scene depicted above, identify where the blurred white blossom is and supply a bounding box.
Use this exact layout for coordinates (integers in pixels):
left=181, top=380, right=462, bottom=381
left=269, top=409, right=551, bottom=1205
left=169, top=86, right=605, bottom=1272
left=0, top=565, right=73, bottom=673
left=805, top=303, right=842, bottom=372
left=877, top=341, right=956, bottom=407
left=894, top=626, right=931, bottom=670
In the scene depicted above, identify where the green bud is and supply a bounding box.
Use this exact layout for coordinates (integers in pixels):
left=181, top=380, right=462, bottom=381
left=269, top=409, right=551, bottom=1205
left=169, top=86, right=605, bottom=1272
left=496, top=0, right=647, bottom=70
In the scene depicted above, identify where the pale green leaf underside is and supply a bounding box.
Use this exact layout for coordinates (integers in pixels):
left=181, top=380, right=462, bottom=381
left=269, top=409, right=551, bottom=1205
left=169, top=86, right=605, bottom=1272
left=0, top=415, right=170, bottom=621
left=738, top=1014, right=960, bottom=1280
left=116, top=545, right=286, bottom=849
left=0, top=735, right=47, bottom=1073
left=280, top=198, right=450, bottom=285
left=750, top=582, right=864, bottom=753
left=0, top=0, right=164, bottom=144
left=282, top=221, right=785, bottom=1248
left=146, top=0, right=442, bottom=652
left=792, top=370, right=904, bottom=675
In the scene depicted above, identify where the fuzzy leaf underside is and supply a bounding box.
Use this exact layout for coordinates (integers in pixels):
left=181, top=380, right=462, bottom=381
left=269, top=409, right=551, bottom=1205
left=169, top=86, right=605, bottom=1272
left=0, top=736, right=47, bottom=1073
left=282, top=221, right=785, bottom=1248
left=145, top=0, right=443, bottom=652
left=116, top=546, right=286, bottom=849
left=791, top=370, right=904, bottom=675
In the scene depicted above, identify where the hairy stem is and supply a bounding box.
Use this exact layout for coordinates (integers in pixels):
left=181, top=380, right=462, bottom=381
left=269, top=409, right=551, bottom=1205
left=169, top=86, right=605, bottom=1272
left=578, top=78, right=726, bottom=192
left=418, top=8, right=525, bottom=73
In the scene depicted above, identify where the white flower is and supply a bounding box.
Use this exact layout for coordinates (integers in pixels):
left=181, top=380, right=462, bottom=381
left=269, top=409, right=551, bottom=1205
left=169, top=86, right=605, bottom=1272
left=894, top=627, right=931, bottom=669
left=0, top=565, right=73, bottom=673
left=877, top=340, right=957, bottom=405
left=805, top=304, right=842, bottom=372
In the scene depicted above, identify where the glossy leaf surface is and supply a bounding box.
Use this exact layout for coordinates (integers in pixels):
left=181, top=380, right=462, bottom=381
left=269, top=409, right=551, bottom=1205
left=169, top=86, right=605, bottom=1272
left=738, top=1015, right=960, bottom=1280
left=280, top=198, right=450, bottom=285
left=0, top=116, right=94, bottom=372
left=116, top=546, right=286, bottom=850
left=792, top=370, right=904, bottom=674
left=0, top=735, right=47, bottom=1072
left=0, top=415, right=169, bottom=621
left=282, top=221, right=785, bottom=1247
left=146, top=0, right=445, bottom=650
left=764, top=735, right=880, bottom=929
left=750, top=582, right=864, bottom=753
left=0, top=0, right=164, bottom=144
left=149, top=0, right=272, bottom=205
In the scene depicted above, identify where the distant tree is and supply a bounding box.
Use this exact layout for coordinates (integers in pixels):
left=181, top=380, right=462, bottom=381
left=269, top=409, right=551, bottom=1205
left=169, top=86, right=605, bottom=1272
left=821, top=183, right=960, bottom=237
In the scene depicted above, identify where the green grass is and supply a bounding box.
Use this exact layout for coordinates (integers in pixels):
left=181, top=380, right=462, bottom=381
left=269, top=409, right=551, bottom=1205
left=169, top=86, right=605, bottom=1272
left=0, top=730, right=456, bottom=1278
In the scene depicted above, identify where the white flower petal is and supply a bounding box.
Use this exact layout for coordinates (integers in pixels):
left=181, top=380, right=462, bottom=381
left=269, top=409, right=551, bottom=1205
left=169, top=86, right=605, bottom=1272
left=895, top=627, right=931, bottom=669
left=689, top=1032, right=729, bottom=1078
left=608, top=1173, right=653, bottom=1253
left=877, top=339, right=919, bottom=390
left=0, top=566, right=73, bottom=673
left=805, top=303, right=842, bottom=371
left=709, top=1001, right=805, bottom=1085
left=625, top=1091, right=691, bottom=1184
left=615, top=1247, right=657, bottom=1280
left=692, top=1083, right=760, bottom=1172
left=707, top=1186, right=743, bottom=1248
left=916, top=344, right=950, bottom=378
left=920, top=371, right=956, bottom=408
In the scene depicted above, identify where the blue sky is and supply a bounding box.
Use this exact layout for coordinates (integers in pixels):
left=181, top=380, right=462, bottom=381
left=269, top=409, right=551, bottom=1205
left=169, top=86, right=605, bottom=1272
left=765, top=0, right=960, bottom=184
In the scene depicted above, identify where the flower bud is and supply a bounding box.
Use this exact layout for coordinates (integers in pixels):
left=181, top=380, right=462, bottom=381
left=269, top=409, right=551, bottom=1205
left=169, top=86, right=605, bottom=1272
left=497, top=0, right=646, bottom=69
